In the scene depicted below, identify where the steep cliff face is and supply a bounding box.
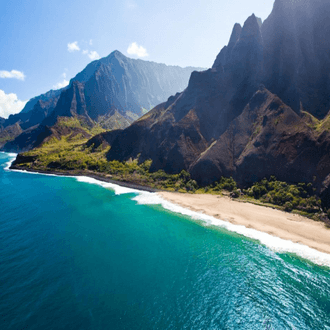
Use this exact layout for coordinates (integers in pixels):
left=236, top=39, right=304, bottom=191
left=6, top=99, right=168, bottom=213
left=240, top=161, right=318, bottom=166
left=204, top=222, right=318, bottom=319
left=108, top=0, right=330, bottom=192
left=261, top=0, right=330, bottom=118
left=108, top=14, right=265, bottom=171
left=44, top=81, right=92, bottom=127
left=2, top=51, right=202, bottom=152
left=80, top=50, right=204, bottom=121
left=190, top=87, right=330, bottom=188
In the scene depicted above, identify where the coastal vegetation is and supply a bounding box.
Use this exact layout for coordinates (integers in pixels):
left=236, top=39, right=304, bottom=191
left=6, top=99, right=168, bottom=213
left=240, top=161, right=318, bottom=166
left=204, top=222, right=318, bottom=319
left=12, top=132, right=330, bottom=225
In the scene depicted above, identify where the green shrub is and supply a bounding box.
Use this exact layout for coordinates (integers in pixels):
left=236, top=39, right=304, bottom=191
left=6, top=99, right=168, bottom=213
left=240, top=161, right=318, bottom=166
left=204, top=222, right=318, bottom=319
left=284, top=202, right=293, bottom=212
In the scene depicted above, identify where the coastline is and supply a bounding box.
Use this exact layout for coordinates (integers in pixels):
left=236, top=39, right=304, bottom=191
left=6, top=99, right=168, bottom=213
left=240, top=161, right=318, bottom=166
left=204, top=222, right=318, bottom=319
left=158, top=191, right=330, bottom=256
left=4, top=154, right=330, bottom=267
left=9, top=164, right=159, bottom=193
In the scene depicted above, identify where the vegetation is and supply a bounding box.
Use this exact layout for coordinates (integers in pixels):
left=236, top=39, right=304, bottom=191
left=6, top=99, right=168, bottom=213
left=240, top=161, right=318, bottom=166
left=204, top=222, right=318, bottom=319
left=56, top=117, right=105, bottom=136
left=241, top=177, right=324, bottom=217
left=20, top=133, right=199, bottom=192
left=0, top=136, right=12, bottom=143
left=302, top=111, right=330, bottom=133
left=15, top=133, right=330, bottom=224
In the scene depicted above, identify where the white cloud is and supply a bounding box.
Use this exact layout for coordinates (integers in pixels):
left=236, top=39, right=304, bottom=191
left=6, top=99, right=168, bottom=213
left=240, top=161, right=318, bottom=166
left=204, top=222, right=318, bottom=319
left=83, top=50, right=100, bottom=61
left=89, top=39, right=93, bottom=45
left=53, top=72, right=69, bottom=89
left=0, top=70, right=25, bottom=81
left=0, top=90, right=27, bottom=118
left=67, top=41, right=80, bottom=52
left=53, top=80, right=69, bottom=89
left=88, top=51, right=100, bottom=60
left=127, top=42, right=148, bottom=57
left=126, top=1, right=137, bottom=9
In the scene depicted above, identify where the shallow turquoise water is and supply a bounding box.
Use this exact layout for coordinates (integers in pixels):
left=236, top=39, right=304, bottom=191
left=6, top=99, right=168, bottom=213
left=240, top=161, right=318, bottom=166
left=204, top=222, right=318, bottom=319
left=0, top=152, right=329, bottom=329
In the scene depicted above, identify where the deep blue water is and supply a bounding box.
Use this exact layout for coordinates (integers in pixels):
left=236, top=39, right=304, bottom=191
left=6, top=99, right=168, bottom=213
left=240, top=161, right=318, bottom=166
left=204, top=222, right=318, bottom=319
left=0, top=152, right=329, bottom=330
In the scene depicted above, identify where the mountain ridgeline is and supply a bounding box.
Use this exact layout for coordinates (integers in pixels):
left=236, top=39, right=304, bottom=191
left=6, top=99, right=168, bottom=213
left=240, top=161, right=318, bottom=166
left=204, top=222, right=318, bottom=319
left=106, top=0, right=330, bottom=199
left=1, top=51, right=203, bottom=151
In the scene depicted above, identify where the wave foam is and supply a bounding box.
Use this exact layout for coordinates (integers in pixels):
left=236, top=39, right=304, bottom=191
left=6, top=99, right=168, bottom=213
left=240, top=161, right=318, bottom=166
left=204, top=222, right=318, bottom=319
left=3, top=153, right=17, bottom=170
left=133, top=192, right=330, bottom=268
left=3, top=152, right=329, bottom=268
left=75, top=176, right=143, bottom=195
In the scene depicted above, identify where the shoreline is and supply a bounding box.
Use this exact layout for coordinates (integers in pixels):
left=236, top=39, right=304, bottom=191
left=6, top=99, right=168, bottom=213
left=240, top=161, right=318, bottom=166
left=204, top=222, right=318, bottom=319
left=9, top=164, right=159, bottom=193
left=158, top=191, right=330, bottom=257
left=4, top=155, right=330, bottom=267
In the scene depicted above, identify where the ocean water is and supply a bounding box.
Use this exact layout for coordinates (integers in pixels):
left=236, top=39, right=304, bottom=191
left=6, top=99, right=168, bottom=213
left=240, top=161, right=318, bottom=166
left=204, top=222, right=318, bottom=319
left=0, top=152, right=329, bottom=330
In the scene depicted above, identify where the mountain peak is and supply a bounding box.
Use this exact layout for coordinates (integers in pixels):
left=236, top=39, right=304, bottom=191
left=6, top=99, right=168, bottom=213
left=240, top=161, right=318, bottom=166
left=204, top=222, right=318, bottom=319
left=228, top=23, right=242, bottom=45
left=241, top=14, right=262, bottom=42
left=108, top=50, right=126, bottom=59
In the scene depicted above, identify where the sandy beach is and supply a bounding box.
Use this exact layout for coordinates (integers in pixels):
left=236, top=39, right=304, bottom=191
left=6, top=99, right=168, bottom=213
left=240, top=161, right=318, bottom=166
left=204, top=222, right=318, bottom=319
left=158, top=192, right=330, bottom=255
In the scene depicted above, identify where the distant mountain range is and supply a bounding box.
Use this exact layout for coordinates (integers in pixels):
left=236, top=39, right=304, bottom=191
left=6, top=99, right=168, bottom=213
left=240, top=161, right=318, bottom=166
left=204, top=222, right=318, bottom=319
left=0, top=51, right=203, bottom=151
left=105, top=0, right=330, bottom=201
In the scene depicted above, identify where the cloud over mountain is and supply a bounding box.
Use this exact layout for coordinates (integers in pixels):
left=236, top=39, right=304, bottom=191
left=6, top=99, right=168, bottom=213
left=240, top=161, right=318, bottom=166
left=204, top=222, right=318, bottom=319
left=83, top=50, right=100, bottom=60
left=0, top=90, right=27, bottom=118
left=53, top=73, right=69, bottom=89
left=127, top=42, right=148, bottom=57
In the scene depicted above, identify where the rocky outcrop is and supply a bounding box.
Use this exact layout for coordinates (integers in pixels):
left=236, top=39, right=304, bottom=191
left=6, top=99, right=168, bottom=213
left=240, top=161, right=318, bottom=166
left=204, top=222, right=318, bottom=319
left=190, top=87, right=330, bottom=189
left=85, top=129, right=124, bottom=151
left=43, top=81, right=92, bottom=127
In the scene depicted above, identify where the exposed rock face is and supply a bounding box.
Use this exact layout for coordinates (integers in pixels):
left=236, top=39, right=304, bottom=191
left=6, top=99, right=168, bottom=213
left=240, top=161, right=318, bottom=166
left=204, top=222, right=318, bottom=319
left=44, top=81, right=92, bottom=127
left=190, top=87, right=330, bottom=189
left=2, top=51, right=202, bottom=152
left=261, top=0, right=330, bottom=118
left=108, top=0, right=330, bottom=194
left=108, top=14, right=265, bottom=171
left=79, top=51, right=204, bottom=121
left=86, top=129, right=124, bottom=152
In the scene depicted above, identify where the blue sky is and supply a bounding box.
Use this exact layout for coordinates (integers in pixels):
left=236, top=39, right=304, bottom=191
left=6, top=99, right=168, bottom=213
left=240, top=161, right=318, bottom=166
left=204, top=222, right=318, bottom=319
left=0, top=0, right=274, bottom=118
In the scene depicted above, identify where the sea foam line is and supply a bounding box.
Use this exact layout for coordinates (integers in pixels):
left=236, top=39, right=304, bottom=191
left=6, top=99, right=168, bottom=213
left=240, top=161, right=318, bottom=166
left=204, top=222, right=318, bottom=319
left=3, top=152, right=330, bottom=268
left=3, top=153, right=18, bottom=171
left=3, top=153, right=75, bottom=178
left=75, top=176, right=143, bottom=195
left=72, top=171, right=330, bottom=268
left=133, top=192, right=330, bottom=268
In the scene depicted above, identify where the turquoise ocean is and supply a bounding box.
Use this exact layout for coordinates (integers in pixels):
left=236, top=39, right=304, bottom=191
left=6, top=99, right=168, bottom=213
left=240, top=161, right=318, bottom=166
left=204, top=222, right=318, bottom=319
left=0, top=152, right=329, bottom=329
